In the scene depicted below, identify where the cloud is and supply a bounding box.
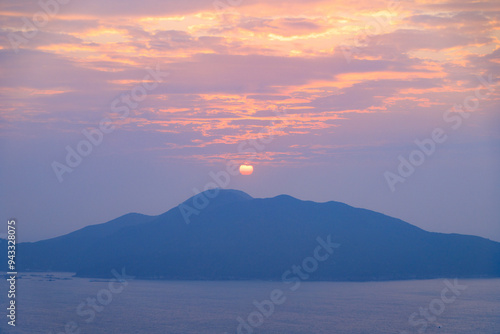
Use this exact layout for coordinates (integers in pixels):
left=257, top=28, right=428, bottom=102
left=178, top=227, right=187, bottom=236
left=369, top=28, right=492, bottom=51
left=0, top=29, right=92, bottom=49
left=0, top=0, right=326, bottom=17
left=1, top=0, right=498, bottom=159
left=238, top=17, right=330, bottom=37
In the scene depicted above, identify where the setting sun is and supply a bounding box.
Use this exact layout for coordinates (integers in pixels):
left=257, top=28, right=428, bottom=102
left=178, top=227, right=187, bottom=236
left=239, top=164, right=254, bottom=175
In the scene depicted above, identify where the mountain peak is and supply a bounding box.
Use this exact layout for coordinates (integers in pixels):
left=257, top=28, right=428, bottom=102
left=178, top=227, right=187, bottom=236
left=181, top=188, right=252, bottom=208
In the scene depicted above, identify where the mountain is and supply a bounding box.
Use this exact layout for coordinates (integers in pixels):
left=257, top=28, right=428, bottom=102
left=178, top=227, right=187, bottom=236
left=11, top=189, right=500, bottom=281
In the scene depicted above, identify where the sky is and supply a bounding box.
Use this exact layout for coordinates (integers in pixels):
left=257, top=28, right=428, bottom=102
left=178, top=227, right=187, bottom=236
left=0, top=0, right=499, bottom=242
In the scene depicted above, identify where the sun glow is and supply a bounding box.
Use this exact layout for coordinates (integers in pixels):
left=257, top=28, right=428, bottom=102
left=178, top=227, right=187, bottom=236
left=239, top=165, right=254, bottom=175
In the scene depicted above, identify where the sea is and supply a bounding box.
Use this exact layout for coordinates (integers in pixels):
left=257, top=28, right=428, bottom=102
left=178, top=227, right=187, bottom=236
left=0, top=273, right=498, bottom=334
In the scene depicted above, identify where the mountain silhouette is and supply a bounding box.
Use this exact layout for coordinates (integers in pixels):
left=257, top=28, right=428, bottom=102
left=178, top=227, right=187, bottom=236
left=11, top=189, right=500, bottom=281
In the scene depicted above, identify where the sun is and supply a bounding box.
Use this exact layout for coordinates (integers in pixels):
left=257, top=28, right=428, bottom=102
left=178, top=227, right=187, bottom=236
left=239, top=164, right=254, bottom=175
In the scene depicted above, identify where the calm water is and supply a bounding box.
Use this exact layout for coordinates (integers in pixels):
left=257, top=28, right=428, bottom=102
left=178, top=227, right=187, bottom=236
left=0, top=273, right=499, bottom=333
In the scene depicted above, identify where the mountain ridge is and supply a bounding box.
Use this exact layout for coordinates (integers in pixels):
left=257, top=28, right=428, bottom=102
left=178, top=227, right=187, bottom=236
left=9, top=189, right=500, bottom=281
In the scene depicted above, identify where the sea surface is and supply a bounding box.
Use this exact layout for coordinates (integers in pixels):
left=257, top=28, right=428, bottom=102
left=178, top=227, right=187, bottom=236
left=0, top=273, right=498, bottom=334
